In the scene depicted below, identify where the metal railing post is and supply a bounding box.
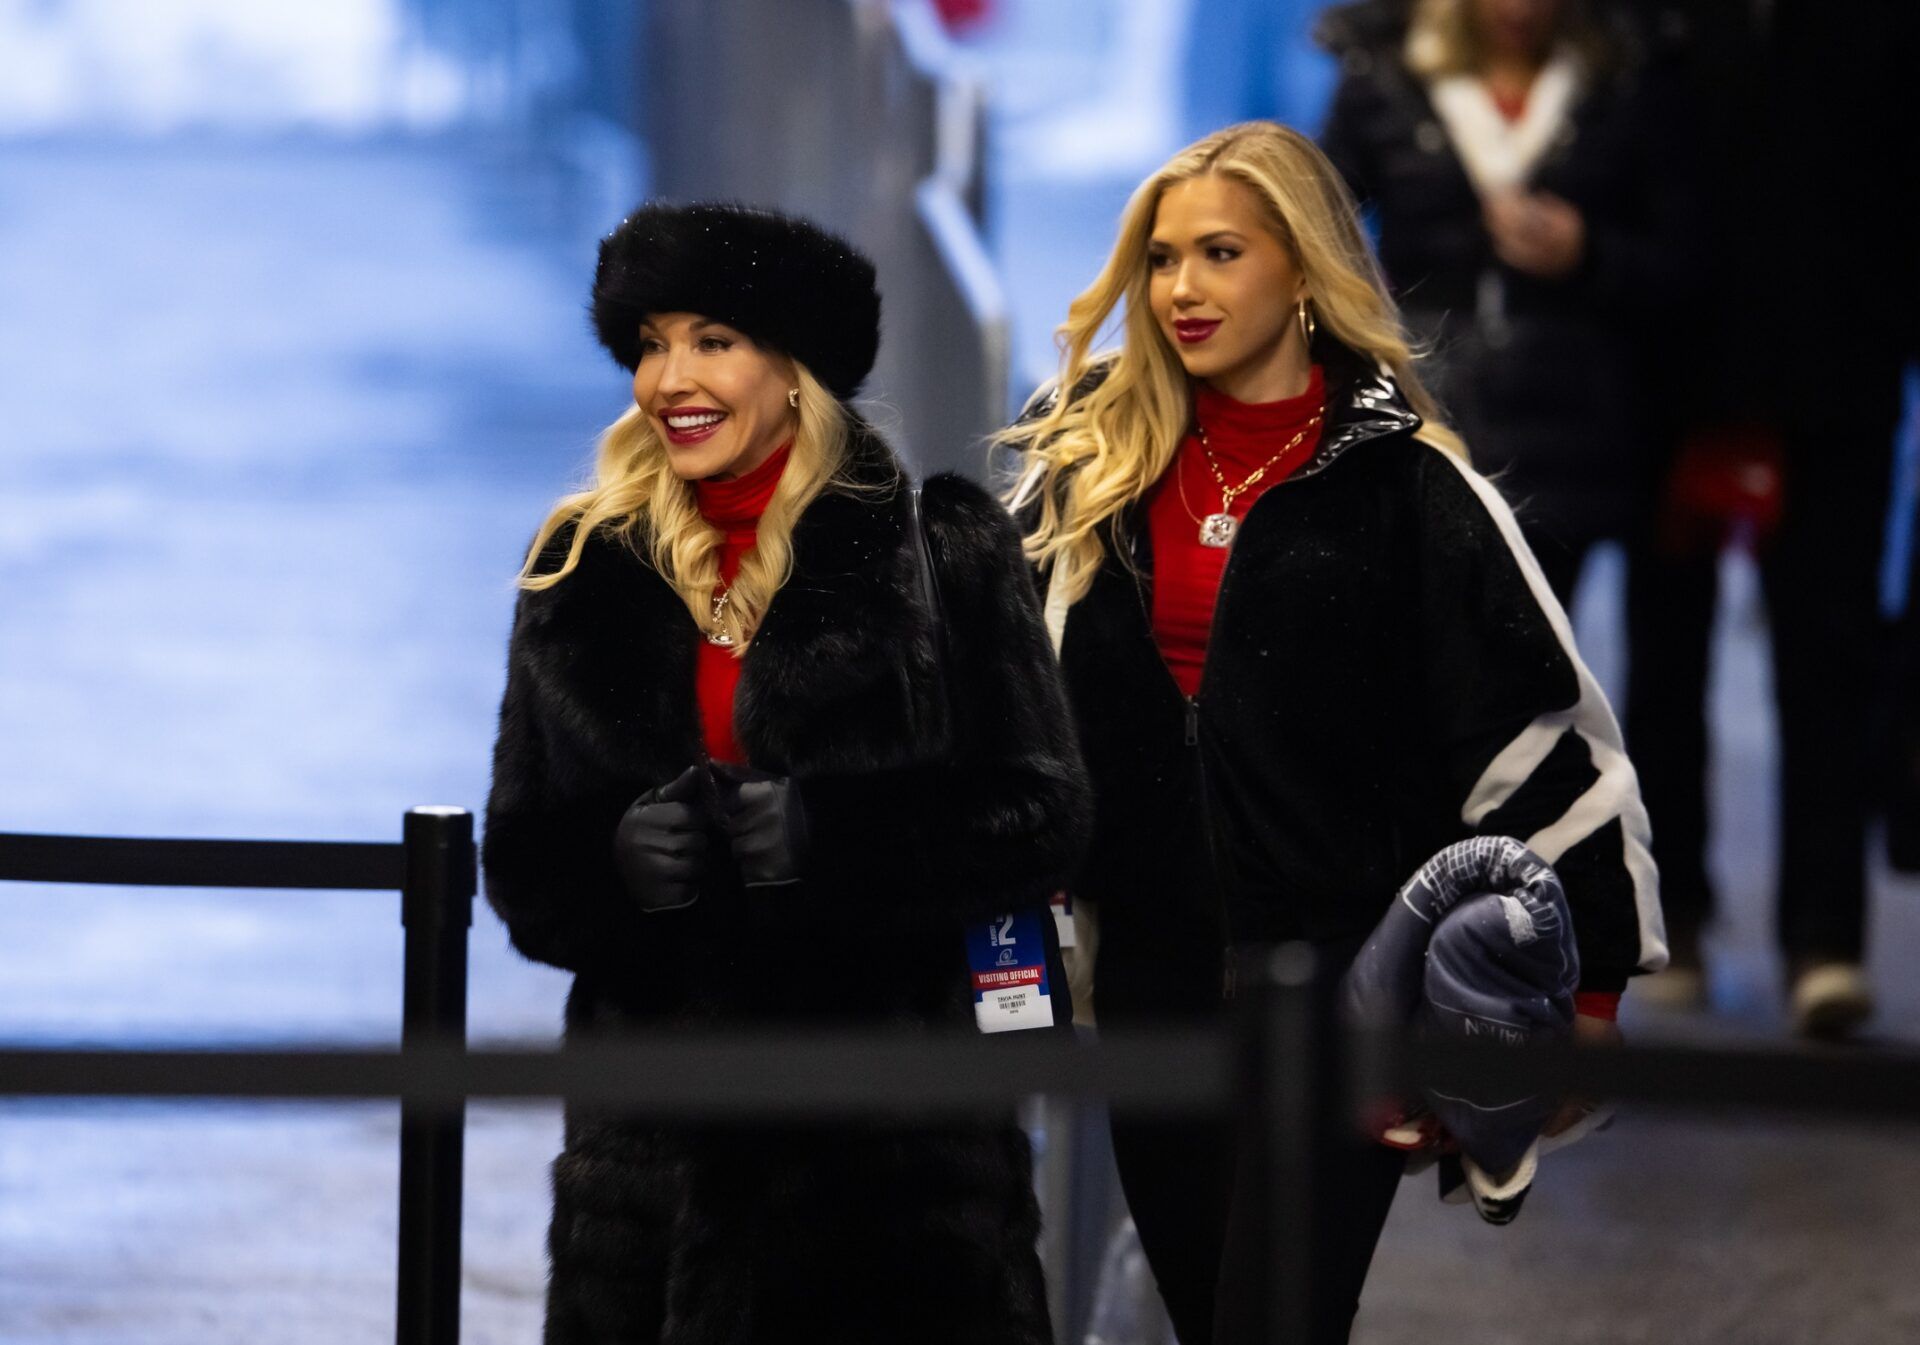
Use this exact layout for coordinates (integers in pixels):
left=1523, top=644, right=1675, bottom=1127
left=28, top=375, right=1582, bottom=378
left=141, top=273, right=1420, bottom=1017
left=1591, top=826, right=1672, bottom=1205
left=395, top=807, right=475, bottom=1345
left=1241, top=941, right=1319, bottom=1343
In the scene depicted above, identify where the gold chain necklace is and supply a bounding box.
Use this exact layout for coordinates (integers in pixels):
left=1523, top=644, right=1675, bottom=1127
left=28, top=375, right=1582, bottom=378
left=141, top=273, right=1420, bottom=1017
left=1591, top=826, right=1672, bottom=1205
left=1193, top=411, right=1324, bottom=548
left=1174, top=450, right=1209, bottom=528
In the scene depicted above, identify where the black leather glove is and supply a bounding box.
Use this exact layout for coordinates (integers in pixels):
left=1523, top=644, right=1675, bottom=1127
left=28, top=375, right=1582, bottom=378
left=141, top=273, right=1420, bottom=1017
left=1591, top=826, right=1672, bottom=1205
left=712, top=763, right=810, bottom=889
left=613, top=763, right=717, bottom=912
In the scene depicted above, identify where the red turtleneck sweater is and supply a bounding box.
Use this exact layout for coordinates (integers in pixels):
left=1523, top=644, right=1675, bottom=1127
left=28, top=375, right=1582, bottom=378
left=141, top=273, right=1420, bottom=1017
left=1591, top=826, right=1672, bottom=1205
left=1148, top=366, right=1326, bottom=698
left=692, top=441, right=791, bottom=763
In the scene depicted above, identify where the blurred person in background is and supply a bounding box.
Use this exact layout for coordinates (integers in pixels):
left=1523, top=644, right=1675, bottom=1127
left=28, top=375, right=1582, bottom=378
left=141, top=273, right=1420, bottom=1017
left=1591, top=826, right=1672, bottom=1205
left=482, top=202, right=1089, bottom=1343
left=1316, top=0, right=1699, bottom=608
left=1616, top=0, right=1920, bottom=1037
left=1003, top=121, right=1664, bottom=1343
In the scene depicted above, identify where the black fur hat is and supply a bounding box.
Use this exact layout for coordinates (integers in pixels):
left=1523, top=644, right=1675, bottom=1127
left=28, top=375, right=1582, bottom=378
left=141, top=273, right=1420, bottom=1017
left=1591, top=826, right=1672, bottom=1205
left=591, top=201, right=882, bottom=401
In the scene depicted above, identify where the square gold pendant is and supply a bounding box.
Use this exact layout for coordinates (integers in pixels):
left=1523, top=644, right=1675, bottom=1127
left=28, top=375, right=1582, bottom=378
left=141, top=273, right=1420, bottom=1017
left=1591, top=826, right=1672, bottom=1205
left=1200, top=513, right=1238, bottom=548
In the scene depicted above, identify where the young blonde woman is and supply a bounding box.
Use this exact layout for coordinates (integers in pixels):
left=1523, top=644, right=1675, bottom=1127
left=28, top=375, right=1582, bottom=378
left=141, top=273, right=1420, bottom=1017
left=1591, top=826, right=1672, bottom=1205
left=483, top=202, right=1089, bottom=1344
left=1005, top=122, right=1666, bottom=1342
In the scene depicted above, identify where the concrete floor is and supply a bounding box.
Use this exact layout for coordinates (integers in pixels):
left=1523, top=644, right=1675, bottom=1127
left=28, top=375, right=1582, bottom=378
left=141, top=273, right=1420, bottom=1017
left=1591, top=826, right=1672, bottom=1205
left=3, top=132, right=1919, bottom=1345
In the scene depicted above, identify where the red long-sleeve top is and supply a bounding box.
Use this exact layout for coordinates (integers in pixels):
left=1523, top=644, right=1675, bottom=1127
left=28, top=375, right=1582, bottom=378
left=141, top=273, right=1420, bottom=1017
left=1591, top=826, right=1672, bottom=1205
left=692, top=442, right=792, bottom=764
left=1148, top=366, right=1327, bottom=698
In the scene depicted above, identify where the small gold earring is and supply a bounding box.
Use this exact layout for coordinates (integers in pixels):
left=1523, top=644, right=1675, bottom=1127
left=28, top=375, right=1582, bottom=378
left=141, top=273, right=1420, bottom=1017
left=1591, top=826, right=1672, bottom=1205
left=1297, top=299, right=1316, bottom=349
left=787, top=387, right=799, bottom=409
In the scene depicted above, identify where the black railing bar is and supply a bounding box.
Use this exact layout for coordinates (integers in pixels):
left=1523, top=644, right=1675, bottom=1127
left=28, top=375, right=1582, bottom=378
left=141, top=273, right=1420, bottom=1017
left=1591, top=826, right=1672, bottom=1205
left=7, top=1030, right=1920, bottom=1121
left=395, top=806, right=472, bottom=1345
left=0, top=1032, right=1234, bottom=1116
left=1359, top=1031, right=1920, bottom=1123
left=0, top=833, right=406, bottom=891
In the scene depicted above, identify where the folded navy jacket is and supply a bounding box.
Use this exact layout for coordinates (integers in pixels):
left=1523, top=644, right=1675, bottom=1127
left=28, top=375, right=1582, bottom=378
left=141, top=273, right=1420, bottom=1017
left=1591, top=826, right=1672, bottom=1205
left=1342, top=835, right=1580, bottom=1183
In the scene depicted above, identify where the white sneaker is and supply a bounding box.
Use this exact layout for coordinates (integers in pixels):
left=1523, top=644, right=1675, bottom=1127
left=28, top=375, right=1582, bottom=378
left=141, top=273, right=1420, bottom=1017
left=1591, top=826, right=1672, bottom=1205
left=1462, top=1143, right=1538, bottom=1225
left=1789, top=962, right=1874, bottom=1041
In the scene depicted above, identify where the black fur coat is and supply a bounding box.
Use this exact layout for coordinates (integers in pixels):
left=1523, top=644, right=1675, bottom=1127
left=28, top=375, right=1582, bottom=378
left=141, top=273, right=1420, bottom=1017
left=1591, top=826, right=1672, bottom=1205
left=482, top=422, right=1090, bottom=1344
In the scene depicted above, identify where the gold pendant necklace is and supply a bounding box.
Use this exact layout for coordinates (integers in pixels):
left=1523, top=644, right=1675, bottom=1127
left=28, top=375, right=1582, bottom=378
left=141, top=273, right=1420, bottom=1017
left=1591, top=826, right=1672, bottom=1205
left=1198, top=507, right=1238, bottom=549
left=1194, top=411, right=1324, bottom=548
left=706, top=588, right=736, bottom=647
left=1175, top=452, right=1230, bottom=542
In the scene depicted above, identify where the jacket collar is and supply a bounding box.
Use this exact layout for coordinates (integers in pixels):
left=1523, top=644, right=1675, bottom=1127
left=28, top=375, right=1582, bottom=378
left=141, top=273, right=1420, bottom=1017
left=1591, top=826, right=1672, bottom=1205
left=1290, top=341, right=1425, bottom=482
left=748, top=414, right=909, bottom=600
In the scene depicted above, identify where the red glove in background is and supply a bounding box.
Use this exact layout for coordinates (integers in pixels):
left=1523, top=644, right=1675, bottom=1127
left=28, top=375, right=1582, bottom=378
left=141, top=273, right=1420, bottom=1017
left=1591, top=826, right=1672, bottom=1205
left=932, top=0, right=992, bottom=31
left=1657, top=423, right=1786, bottom=558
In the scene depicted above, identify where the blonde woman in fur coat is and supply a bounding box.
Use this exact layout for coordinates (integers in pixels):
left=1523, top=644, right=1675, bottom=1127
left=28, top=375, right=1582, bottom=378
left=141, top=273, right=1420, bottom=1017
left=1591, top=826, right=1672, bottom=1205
left=484, top=202, right=1090, bottom=1344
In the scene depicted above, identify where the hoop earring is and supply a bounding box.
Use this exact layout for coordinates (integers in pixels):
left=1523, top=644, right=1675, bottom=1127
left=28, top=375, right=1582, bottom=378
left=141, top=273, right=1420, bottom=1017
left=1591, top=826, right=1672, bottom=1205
left=1297, top=299, right=1316, bottom=350
left=787, top=387, right=800, bottom=409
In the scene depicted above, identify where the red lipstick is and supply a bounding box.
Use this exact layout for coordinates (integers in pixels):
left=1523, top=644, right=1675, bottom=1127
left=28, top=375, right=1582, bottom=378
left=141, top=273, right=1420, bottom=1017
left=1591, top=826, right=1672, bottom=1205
left=659, top=406, right=728, bottom=446
left=1173, top=318, right=1222, bottom=345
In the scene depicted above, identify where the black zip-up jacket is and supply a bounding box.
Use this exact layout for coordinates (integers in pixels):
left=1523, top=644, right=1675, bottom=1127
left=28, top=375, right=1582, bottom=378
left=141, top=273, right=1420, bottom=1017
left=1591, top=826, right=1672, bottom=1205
left=1013, top=346, right=1665, bottom=1021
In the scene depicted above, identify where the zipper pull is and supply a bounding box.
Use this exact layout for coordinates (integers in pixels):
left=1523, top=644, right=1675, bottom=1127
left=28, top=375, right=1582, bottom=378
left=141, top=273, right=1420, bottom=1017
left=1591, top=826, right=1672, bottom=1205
left=1184, top=698, right=1200, bottom=747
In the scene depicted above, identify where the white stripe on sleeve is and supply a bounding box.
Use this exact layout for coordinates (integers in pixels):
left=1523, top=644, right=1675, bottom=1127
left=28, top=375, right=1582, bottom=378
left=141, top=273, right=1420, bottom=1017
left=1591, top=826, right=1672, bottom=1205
left=1436, top=451, right=1668, bottom=974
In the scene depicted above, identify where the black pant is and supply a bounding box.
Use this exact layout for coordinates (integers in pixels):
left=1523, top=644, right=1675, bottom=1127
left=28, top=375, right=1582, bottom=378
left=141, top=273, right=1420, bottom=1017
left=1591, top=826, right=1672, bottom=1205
left=1626, top=420, right=1896, bottom=960
left=1109, top=1103, right=1405, bottom=1345
left=1107, top=942, right=1407, bottom=1345
left=1108, top=1115, right=1230, bottom=1342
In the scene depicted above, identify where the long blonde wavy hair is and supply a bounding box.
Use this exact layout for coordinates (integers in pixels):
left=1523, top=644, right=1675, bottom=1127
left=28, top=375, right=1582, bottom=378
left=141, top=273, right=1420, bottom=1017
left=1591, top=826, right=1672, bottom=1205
left=1003, top=120, right=1464, bottom=608
left=518, top=361, right=852, bottom=651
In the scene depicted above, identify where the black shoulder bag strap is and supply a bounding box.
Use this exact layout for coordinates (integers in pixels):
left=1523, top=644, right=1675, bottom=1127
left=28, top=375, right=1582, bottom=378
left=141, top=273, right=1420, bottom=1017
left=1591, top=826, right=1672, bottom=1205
left=908, top=483, right=1067, bottom=1035
left=907, top=486, right=946, bottom=674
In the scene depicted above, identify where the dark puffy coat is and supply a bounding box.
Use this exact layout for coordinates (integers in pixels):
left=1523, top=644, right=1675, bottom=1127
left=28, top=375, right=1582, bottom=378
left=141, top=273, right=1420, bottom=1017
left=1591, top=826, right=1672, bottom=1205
left=1014, top=346, right=1665, bottom=1026
left=1317, top=2, right=1701, bottom=538
left=482, top=422, right=1091, bottom=1344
